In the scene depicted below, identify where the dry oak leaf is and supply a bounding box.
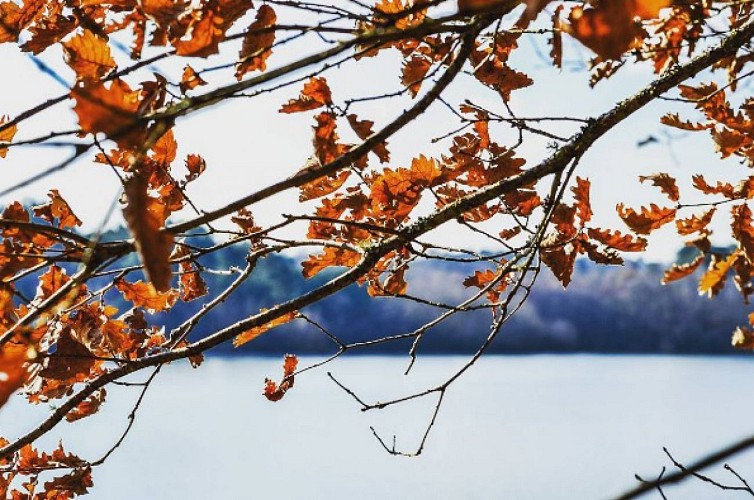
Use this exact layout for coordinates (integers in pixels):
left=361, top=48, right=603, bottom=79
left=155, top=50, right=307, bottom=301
left=151, top=128, right=178, bottom=165
left=123, top=171, right=175, bottom=292
left=676, top=208, right=715, bottom=236
left=639, top=172, right=680, bottom=202
left=116, top=279, right=178, bottom=313
left=733, top=326, right=754, bottom=350
left=65, top=388, right=106, bottom=422
left=565, top=0, right=670, bottom=60
left=32, top=189, right=82, bottom=229
left=63, top=29, right=115, bottom=81
left=71, top=79, right=143, bottom=148
left=280, top=77, right=333, bottom=113
left=401, top=54, right=431, bottom=97
left=586, top=228, right=647, bottom=252
left=541, top=245, right=577, bottom=287
left=347, top=114, right=390, bottom=163
left=302, top=246, right=361, bottom=279
left=616, top=203, right=676, bottom=235
left=236, top=4, right=277, bottom=79
left=35, top=265, right=70, bottom=301
left=731, top=204, right=754, bottom=262
left=263, top=353, right=298, bottom=401
left=0, top=1, right=20, bottom=43
left=173, top=0, right=253, bottom=57
left=698, top=251, right=738, bottom=297
left=179, top=65, right=207, bottom=94
left=184, top=154, right=207, bottom=184
left=660, top=113, right=707, bottom=131
left=40, top=328, right=96, bottom=381
left=0, top=115, right=17, bottom=159
left=572, top=176, right=592, bottom=223
left=691, top=174, right=735, bottom=198
left=0, top=341, right=32, bottom=409
left=662, top=253, right=704, bottom=285
left=234, top=311, right=298, bottom=347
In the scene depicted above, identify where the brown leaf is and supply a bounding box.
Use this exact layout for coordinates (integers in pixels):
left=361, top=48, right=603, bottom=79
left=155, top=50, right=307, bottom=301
left=40, top=329, right=96, bottom=381
left=346, top=114, right=390, bottom=163
left=236, top=4, right=277, bottom=79
left=565, top=0, right=670, bottom=60
left=179, top=65, right=207, bottom=94
left=32, top=189, right=82, bottom=229
left=572, top=176, right=592, bottom=223
left=0, top=116, right=18, bottom=159
left=732, top=204, right=754, bottom=262
left=279, top=77, right=333, bottom=113
left=401, top=54, right=431, bottom=97
left=173, top=0, right=253, bottom=57
left=699, top=252, right=738, bottom=297
left=676, top=208, right=716, bottom=235
left=0, top=342, right=31, bottom=409
left=123, top=171, right=174, bottom=292
left=616, top=203, right=676, bottom=234
left=263, top=353, right=298, bottom=401
left=116, top=279, right=178, bottom=313
left=662, top=254, right=704, bottom=284
left=71, top=79, right=143, bottom=148
left=234, top=311, right=298, bottom=347
left=301, top=247, right=361, bottom=278
left=541, top=246, right=576, bottom=287
left=63, top=29, right=115, bottom=81
left=587, top=228, right=647, bottom=252
left=639, top=172, right=680, bottom=202
left=65, top=388, right=106, bottom=422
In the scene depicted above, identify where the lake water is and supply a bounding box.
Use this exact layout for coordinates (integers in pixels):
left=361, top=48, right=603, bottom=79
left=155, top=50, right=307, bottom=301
left=2, top=355, right=754, bottom=499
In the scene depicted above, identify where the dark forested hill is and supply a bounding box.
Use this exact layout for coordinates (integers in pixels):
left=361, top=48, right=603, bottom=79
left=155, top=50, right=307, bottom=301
left=33, top=230, right=749, bottom=356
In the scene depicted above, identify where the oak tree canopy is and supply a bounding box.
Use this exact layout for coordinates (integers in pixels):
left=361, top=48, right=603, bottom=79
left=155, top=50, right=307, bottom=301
left=0, top=0, right=752, bottom=496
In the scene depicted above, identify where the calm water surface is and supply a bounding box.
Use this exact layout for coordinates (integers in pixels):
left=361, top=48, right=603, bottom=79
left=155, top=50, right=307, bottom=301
left=2, top=355, right=754, bottom=499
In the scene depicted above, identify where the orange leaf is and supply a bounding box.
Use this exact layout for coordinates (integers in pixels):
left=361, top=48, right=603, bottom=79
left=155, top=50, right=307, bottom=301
left=676, top=208, right=716, bottom=235
left=233, top=311, right=298, bottom=347
left=263, top=353, right=298, bottom=401
left=660, top=113, right=707, bottom=131
left=571, top=176, right=592, bottom=223
left=301, top=247, right=361, bottom=279
left=0, top=115, right=17, bottom=159
left=346, top=114, right=390, bottom=163
left=616, top=203, right=676, bottom=234
left=279, top=77, right=333, bottom=113
left=639, top=173, right=680, bottom=202
left=541, top=246, right=576, bottom=287
left=32, top=189, right=82, bottom=229
left=63, top=29, right=115, bottom=81
left=732, top=204, right=754, bottom=262
left=116, top=279, right=178, bottom=313
left=151, top=128, right=177, bottom=165
left=0, top=342, right=31, bottom=409
left=662, top=254, right=704, bottom=284
left=173, top=0, right=253, bottom=57
left=179, top=65, right=207, bottom=94
left=236, top=4, right=277, bottom=79
left=587, top=228, right=647, bottom=252
left=699, top=252, right=738, bottom=297
left=565, top=0, right=669, bottom=60
left=65, top=389, right=106, bottom=422
left=691, top=174, right=735, bottom=198
left=123, top=171, right=175, bottom=292
left=71, top=79, right=143, bottom=148
left=184, top=154, right=207, bottom=183
left=401, top=55, right=431, bottom=97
